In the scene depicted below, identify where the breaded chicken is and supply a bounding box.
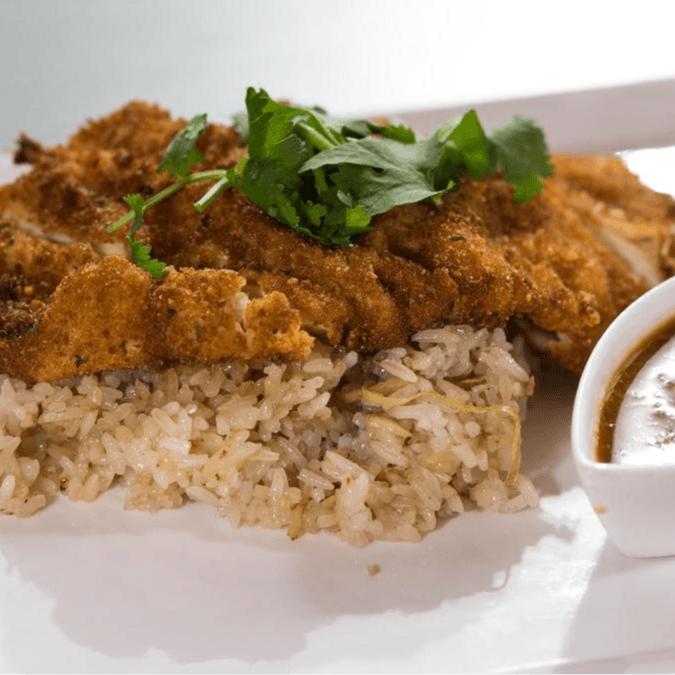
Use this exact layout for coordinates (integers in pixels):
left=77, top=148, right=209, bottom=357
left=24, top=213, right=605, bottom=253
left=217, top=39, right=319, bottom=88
left=0, top=102, right=673, bottom=382
left=0, top=249, right=314, bottom=383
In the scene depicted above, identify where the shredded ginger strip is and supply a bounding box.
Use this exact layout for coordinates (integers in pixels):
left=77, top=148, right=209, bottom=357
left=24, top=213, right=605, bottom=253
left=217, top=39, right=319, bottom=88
left=358, top=387, right=522, bottom=487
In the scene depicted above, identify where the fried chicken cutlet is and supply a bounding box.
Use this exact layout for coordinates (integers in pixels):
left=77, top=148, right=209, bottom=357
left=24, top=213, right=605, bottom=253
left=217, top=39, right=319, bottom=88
left=0, top=101, right=673, bottom=383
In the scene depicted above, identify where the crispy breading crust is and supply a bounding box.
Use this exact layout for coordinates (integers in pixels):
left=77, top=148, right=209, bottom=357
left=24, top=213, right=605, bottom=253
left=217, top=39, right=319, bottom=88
left=1, top=102, right=673, bottom=381
left=0, top=255, right=313, bottom=383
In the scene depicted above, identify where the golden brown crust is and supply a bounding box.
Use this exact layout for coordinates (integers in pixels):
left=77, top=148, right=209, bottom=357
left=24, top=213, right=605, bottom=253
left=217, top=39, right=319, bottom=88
left=243, top=270, right=351, bottom=345
left=1, top=101, right=673, bottom=380
left=0, top=101, right=246, bottom=248
left=0, top=256, right=313, bottom=383
left=3, top=256, right=154, bottom=382
left=363, top=177, right=656, bottom=373
left=151, top=267, right=249, bottom=362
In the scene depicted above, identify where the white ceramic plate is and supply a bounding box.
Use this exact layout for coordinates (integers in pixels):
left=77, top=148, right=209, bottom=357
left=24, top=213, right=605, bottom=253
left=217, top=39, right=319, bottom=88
left=3, top=86, right=675, bottom=673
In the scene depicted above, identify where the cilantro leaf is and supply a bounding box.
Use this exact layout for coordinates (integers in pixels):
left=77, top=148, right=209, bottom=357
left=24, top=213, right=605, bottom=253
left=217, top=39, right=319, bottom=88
left=303, top=137, right=446, bottom=217
left=438, top=110, right=491, bottom=179
left=344, top=204, right=370, bottom=234
left=485, top=116, right=554, bottom=202
left=157, top=112, right=208, bottom=178
left=123, top=194, right=169, bottom=278
left=231, top=111, right=250, bottom=143
left=128, top=238, right=169, bottom=278
left=225, top=88, right=345, bottom=244
left=372, top=122, right=416, bottom=144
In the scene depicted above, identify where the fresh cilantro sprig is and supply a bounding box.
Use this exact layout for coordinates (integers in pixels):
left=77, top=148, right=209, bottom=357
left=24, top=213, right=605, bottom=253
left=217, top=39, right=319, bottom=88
left=157, top=113, right=208, bottom=178
left=108, top=88, right=553, bottom=270
left=123, top=194, right=169, bottom=278
left=107, top=113, right=226, bottom=239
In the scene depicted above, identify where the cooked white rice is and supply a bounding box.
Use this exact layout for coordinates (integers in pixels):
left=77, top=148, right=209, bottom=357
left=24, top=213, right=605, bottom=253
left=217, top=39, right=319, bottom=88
left=0, top=325, right=537, bottom=546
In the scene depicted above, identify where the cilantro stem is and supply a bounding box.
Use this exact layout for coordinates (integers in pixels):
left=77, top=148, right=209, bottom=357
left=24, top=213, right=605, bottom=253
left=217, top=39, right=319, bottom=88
left=107, top=169, right=229, bottom=234
left=294, top=122, right=337, bottom=152
left=194, top=176, right=230, bottom=213
left=189, top=169, right=230, bottom=182
left=320, top=123, right=344, bottom=148
left=312, top=167, right=329, bottom=194
left=108, top=182, right=185, bottom=233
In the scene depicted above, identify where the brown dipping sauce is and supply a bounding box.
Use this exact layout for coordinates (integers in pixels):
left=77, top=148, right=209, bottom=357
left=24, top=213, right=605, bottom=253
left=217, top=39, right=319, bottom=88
left=597, top=314, right=675, bottom=463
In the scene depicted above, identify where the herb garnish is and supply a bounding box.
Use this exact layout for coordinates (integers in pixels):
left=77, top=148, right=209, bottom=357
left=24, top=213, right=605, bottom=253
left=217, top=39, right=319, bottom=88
left=123, top=194, right=169, bottom=278
left=108, top=87, right=553, bottom=274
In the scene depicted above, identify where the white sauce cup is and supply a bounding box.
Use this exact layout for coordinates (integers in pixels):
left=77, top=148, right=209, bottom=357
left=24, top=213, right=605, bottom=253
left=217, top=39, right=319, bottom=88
left=572, top=275, right=675, bottom=557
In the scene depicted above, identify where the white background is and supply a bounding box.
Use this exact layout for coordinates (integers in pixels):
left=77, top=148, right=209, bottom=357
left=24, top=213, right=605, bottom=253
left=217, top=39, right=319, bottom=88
left=2, top=0, right=675, bottom=148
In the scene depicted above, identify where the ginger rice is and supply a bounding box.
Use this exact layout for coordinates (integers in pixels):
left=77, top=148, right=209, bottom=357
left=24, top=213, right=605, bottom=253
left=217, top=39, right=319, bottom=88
left=0, top=324, right=537, bottom=546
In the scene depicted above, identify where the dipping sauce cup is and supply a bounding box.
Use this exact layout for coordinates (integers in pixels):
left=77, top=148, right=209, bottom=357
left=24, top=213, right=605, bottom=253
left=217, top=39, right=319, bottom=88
left=572, top=275, right=675, bottom=558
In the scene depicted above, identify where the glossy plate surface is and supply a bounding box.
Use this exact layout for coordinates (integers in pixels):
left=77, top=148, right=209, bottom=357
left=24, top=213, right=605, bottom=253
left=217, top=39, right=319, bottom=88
left=2, top=92, right=675, bottom=672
